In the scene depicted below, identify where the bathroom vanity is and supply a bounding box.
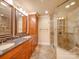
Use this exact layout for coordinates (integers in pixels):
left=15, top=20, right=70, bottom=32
left=0, top=35, right=38, bottom=59
left=0, top=0, right=38, bottom=59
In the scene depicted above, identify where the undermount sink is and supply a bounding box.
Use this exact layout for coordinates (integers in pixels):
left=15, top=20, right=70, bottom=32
left=0, top=43, right=15, bottom=51
left=23, top=36, right=32, bottom=39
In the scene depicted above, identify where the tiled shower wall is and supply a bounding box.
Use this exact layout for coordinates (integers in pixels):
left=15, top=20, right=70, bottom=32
left=0, top=16, right=11, bottom=35
left=50, top=17, right=54, bottom=46
left=67, top=7, right=79, bottom=47
left=0, top=16, right=11, bottom=42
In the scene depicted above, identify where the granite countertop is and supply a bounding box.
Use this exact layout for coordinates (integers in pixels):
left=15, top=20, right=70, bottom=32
left=0, top=35, right=32, bottom=56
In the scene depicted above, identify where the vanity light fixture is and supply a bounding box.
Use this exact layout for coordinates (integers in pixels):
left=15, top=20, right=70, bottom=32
left=1, top=2, right=7, bottom=7
left=61, top=17, right=64, bottom=19
left=57, top=17, right=64, bottom=20
left=0, top=14, right=4, bottom=16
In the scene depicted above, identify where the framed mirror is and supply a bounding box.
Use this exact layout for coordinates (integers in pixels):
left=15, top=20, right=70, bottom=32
left=0, top=1, right=12, bottom=35
left=15, top=10, right=26, bottom=36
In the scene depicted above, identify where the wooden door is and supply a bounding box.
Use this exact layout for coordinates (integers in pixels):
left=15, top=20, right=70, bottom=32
left=38, top=15, right=50, bottom=45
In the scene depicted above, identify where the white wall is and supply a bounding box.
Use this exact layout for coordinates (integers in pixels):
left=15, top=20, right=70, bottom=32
left=38, top=15, right=50, bottom=45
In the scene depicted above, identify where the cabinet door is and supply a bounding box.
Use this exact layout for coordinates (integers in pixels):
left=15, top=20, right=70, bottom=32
left=29, top=15, right=37, bottom=35
left=11, top=49, right=26, bottom=59
left=22, top=16, right=27, bottom=33
left=11, top=44, right=26, bottom=59
left=31, top=37, right=35, bottom=52
left=11, top=53, right=21, bottom=59
left=24, top=40, right=32, bottom=59
left=28, top=40, right=32, bottom=58
left=31, top=35, right=37, bottom=53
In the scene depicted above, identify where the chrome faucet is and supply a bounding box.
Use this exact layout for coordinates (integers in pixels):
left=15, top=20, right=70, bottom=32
left=1, top=39, right=4, bottom=44
left=0, top=38, right=7, bottom=44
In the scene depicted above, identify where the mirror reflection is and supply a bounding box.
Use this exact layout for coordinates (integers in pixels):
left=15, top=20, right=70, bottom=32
left=0, top=1, right=11, bottom=35
left=16, top=10, right=24, bottom=34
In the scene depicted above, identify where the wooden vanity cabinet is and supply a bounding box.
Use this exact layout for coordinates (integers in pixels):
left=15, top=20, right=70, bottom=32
left=0, top=14, right=38, bottom=59
left=22, top=14, right=38, bottom=53
left=10, top=43, right=26, bottom=59
left=0, top=42, right=24, bottom=59
left=13, top=39, right=32, bottom=59
left=27, top=14, right=38, bottom=35
left=27, top=14, right=38, bottom=52
left=0, top=38, right=33, bottom=59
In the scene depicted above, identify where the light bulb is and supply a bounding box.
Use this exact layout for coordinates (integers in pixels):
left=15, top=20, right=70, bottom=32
left=65, top=5, right=70, bottom=8
left=70, top=2, right=76, bottom=6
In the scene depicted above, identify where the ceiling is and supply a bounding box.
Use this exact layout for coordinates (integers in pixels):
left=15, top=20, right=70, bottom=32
left=55, top=0, right=79, bottom=17
left=13, top=0, right=68, bottom=16
left=56, top=0, right=79, bottom=13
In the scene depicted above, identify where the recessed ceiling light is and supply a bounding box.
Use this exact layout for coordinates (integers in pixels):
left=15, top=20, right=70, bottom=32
left=70, top=2, right=76, bottom=6
left=45, top=10, right=48, bottom=14
left=65, top=5, right=70, bottom=8
left=1, top=2, right=7, bottom=7
left=61, top=17, right=64, bottom=19
left=0, top=14, right=4, bottom=16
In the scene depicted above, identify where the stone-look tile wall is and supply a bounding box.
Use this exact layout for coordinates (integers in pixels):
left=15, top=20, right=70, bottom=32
left=0, top=16, right=11, bottom=42
left=0, top=16, right=11, bottom=35
left=67, top=7, right=79, bottom=47
left=50, top=18, right=54, bottom=46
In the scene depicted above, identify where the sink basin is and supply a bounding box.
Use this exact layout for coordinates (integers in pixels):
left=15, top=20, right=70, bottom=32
left=0, top=43, right=15, bottom=51
left=23, top=36, right=32, bottom=39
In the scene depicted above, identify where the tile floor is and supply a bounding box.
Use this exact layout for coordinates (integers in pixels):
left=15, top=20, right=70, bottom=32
left=57, top=47, right=79, bottom=59
left=30, top=45, right=56, bottom=59
left=30, top=45, right=79, bottom=59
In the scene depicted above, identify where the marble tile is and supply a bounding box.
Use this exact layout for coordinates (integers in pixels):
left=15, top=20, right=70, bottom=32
left=57, top=47, right=79, bottom=59
left=70, top=47, right=79, bottom=55
left=30, top=45, right=56, bottom=59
